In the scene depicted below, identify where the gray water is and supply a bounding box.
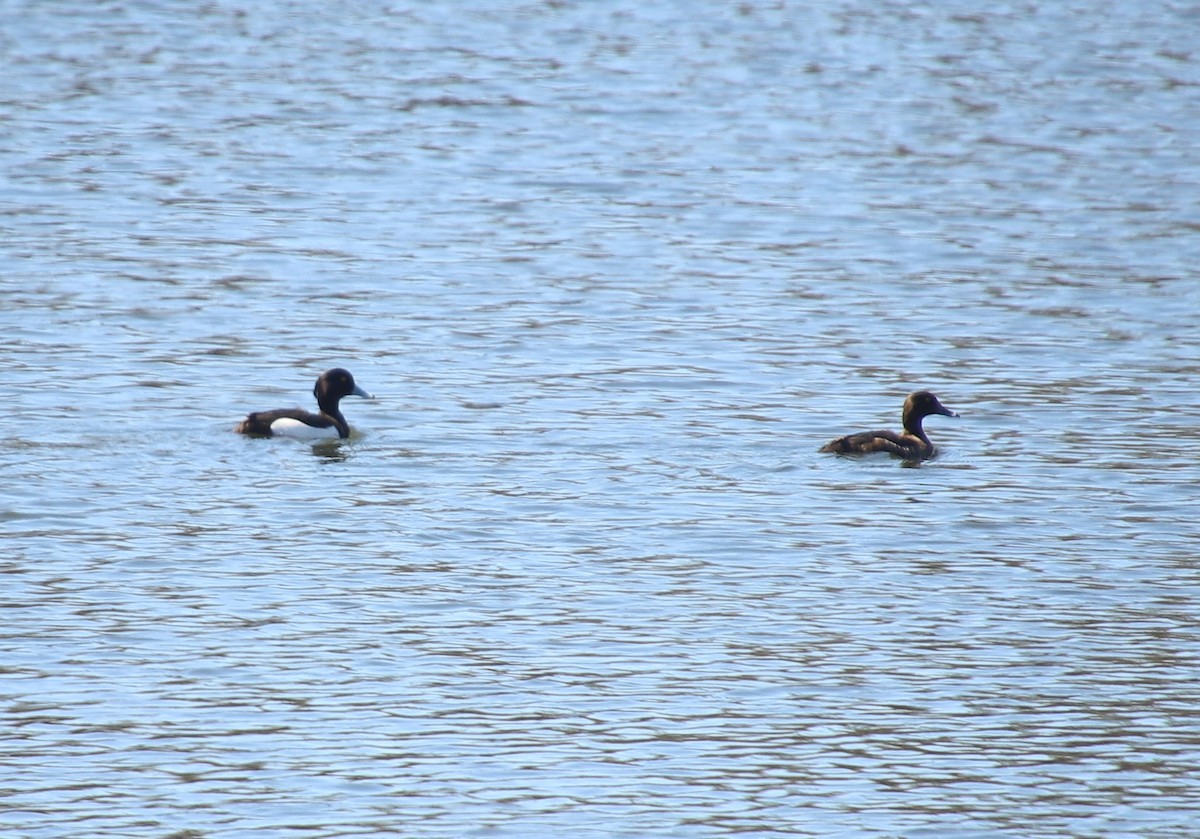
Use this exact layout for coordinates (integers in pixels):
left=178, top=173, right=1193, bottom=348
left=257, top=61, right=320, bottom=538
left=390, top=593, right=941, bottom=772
left=3, top=1, right=1200, bottom=837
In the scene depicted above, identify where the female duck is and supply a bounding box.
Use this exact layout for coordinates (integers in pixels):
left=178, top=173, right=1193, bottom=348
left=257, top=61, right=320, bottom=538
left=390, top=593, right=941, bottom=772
left=820, top=391, right=958, bottom=461
left=236, top=368, right=373, bottom=440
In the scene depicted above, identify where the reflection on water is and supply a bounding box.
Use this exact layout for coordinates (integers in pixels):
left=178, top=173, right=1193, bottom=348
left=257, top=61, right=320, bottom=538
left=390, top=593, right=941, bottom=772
left=310, top=440, right=352, bottom=462
left=3, top=0, right=1200, bottom=836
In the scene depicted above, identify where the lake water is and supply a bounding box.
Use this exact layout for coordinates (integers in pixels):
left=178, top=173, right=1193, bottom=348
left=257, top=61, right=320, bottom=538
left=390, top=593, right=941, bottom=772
left=3, top=1, right=1200, bottom=836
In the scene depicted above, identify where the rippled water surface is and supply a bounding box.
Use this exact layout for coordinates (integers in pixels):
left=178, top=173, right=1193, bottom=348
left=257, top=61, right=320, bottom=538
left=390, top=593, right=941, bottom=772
left=4, top=1, right=1200, bottom=837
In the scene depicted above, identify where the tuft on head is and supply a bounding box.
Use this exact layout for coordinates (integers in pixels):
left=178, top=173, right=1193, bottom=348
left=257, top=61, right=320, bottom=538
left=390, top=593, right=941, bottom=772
left=316, top=368, right=354, bottom=397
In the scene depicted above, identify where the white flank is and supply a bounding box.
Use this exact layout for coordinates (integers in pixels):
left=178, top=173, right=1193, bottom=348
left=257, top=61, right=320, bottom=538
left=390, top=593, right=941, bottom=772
left=269, top=417, right=340, bottom=441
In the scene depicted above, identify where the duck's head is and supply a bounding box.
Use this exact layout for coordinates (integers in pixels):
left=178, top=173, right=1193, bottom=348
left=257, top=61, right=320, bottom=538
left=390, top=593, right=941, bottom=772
left=905, top=390, right=958, bottom=420
left=314, top=368, right=374, bottom=412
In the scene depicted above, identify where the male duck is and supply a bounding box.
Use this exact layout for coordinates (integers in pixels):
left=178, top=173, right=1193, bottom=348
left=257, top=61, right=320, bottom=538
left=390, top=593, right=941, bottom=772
left=819, top=391, right=958, bottom=461
left=236, top=368, right=373, bottom=440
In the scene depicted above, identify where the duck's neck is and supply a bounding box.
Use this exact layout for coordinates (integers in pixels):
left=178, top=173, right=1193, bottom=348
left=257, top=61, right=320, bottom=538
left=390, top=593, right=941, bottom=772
left=317, top=397, right=343, bottom=417
left=319, top=406, right=349, bottom=438
left=903, top=413, right=931, bottom=445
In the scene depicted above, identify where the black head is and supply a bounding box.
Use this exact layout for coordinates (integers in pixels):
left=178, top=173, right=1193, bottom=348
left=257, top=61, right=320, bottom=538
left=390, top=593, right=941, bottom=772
left=314, top=368, right=373, bottom=413
left=905, top=390, right=958, bottom=420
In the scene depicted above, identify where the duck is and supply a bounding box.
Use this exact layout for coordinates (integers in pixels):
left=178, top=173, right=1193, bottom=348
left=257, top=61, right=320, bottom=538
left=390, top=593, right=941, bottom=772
left=819, top=391, right=958, bottom=461
left=236, top=368, right=373, bottom=440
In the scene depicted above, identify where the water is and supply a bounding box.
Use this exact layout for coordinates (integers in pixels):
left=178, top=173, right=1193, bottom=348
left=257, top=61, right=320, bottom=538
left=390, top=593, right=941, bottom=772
left=3, top=1, right=1200, bottom=836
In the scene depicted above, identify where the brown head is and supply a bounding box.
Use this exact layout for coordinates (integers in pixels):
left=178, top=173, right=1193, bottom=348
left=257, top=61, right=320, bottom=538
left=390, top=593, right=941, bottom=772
left=901, top=391, right=958, bottom=437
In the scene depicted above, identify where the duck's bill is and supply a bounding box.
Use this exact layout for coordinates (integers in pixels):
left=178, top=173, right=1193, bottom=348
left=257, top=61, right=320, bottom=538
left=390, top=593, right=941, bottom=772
left=938, top=405, right=959, bottom=418
left=352, top=385, right=375, bottom=400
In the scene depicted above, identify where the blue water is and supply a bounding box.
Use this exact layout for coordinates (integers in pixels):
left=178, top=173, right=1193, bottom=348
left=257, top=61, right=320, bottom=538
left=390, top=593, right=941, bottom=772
left=3, top=1, right=1200, bottom=837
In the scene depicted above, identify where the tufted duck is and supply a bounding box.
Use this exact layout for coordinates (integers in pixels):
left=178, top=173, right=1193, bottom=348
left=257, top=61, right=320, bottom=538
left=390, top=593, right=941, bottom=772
left=236, top=368, right=373, bottom=440
left=819, top=391, right=958, bottom=461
